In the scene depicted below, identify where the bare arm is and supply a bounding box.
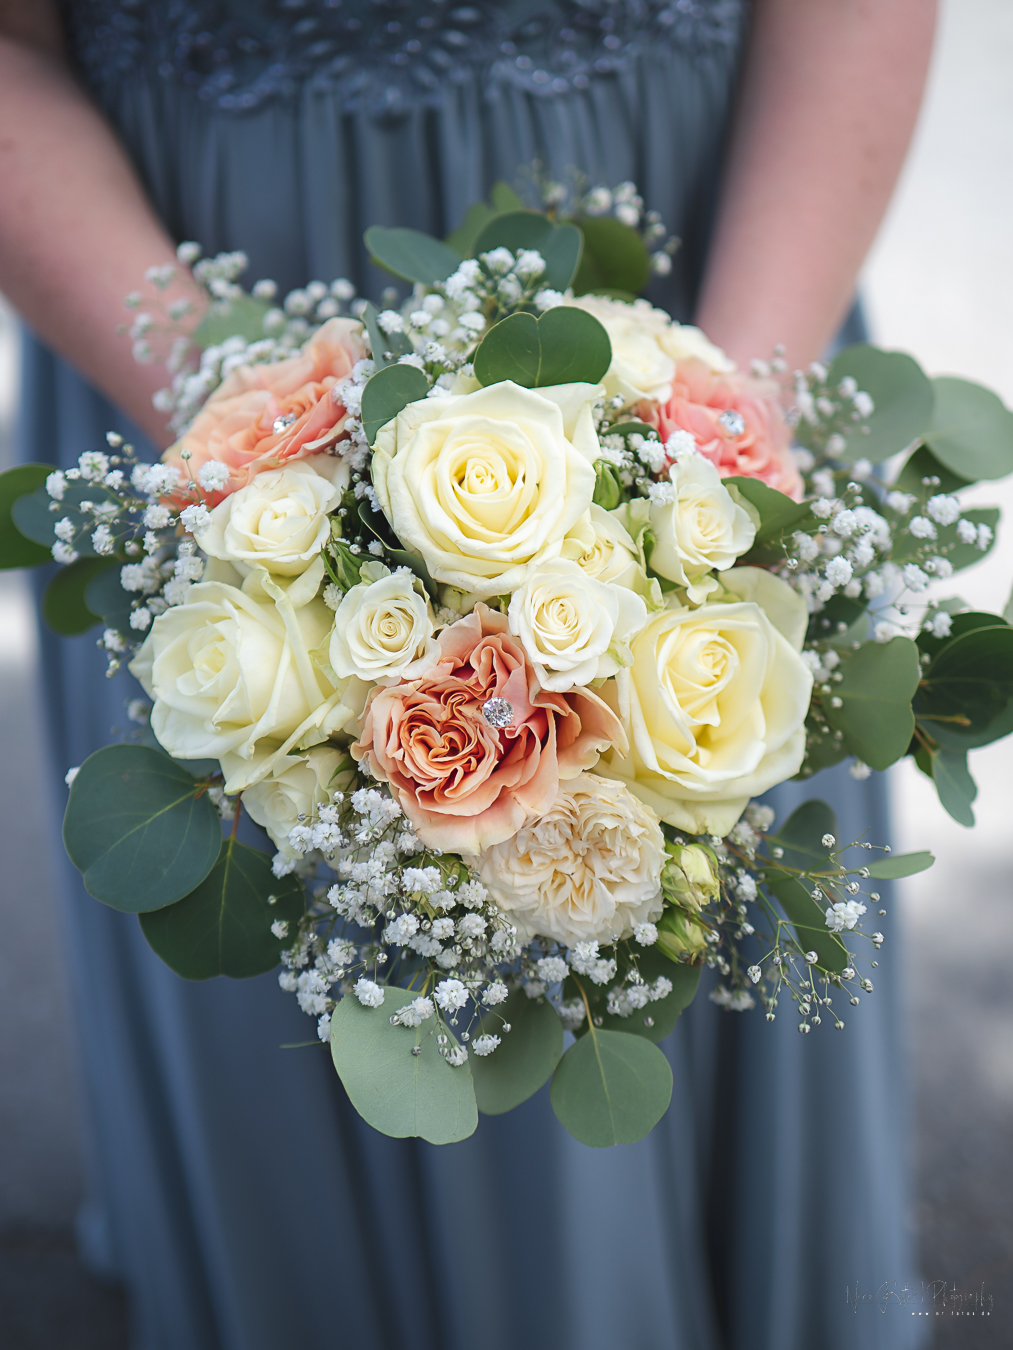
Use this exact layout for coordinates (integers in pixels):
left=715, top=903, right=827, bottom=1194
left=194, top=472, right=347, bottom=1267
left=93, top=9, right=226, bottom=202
left=0, top=4, right=202, bottom=445
left=695, top=0, right=937, bottom=370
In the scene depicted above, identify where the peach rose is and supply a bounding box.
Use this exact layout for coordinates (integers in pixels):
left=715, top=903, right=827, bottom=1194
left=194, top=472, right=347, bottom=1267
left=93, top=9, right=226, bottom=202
left=162, top=317, right=367, bottom=504
left=644, top=359, right=803, bottom=501
left=352, top=604, right=625, bottom=855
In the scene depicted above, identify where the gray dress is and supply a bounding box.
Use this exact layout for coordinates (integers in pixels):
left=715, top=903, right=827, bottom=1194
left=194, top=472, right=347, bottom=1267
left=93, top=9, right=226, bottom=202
left=20, top=3, right=924, bottom=1346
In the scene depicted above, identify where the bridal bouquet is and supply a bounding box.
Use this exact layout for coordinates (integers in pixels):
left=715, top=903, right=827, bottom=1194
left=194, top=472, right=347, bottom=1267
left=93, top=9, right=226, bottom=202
left=3, top=181, right=1012, bottom=1146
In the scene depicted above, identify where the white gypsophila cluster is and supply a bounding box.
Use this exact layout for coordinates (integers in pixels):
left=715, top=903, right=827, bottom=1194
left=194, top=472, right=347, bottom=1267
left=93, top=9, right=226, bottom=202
left=530, top=169, right=680, bottom=276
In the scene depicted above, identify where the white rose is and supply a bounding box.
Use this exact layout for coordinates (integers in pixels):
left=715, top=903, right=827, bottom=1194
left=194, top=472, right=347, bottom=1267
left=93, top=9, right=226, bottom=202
left=329, top=568, right=438, bottom=682
left=130, top=564, right=361, bottom=792
left=478, top=773, right=664, bottom=945
left=561, top=503, right=663, bottom=608
left=507, top=558, right=647, bottom=691
left=371, top=380, right=598, bottom=597
left=644, top=454, right=757, bottom=604
left=243, top=746, right=349, bottom=856
left=597, top=567, right=813, bottom=836
left=565, top=296, right=735, bottom=407
left=193, top=458, right=345, bottom=576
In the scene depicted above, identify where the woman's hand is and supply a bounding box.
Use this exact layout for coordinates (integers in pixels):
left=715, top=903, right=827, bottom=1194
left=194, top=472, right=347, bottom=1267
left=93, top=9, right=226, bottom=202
left=0, top=3, right=203, bottom=446
left=695, top=0, right=937, bottom=371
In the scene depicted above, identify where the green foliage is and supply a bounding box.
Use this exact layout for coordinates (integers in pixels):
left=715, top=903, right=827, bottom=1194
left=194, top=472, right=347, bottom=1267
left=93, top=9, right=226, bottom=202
left=924, top=376, right=1013, bottom=482
left=139, top=839, right=304, bottom=979
left=472, top=212, right=583, bottom=291
left=361, top=362, right=430, bottom=445
left=445, top=183, right=526, bottom=256
left=356, top=500, right=438, bottom=599
left=592, top=461, right=622, bottom=510
left=63, top=745, right=222, bottom=912
left=0, top=464, right=53, bottom=568
left=469, top=989, right=563, bottom=1115
left=916, top=743, right=977, bottom=827
left=549, top=1021, right=673, bottom=1147
left=727, top=476, right=813, bottom=563
left=914, top=612, right=1013, bottom=749
left=473, top=308, right=611, bottom=389
left=192, top=294, right=271, bottom=347
left=572, top=949, right=702, bottom=1043
left=42, top=556, right=116, bottom=635
left=571, top=215, right=650, bottom=298
left=330, top=987, right=478, bottom=1144
left=806, top=593, right=869, bottom=646
left=361, top=300, right=413, bottom=369
left=364, top=226, right=462, bottom=285
left=865, top=851, right=934, bottom=880
left=824, top=345, right=934, bottom=463
left=822, top=636, right=921, bottom=770
left=894, top=443, right=972, bottom=496
left=763, top=800, right=848, bottom=973
left=84, top=562, right=135, bottom=633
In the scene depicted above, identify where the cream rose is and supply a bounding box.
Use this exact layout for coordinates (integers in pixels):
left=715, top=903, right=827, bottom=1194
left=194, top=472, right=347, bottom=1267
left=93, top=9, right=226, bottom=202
left=561, top=503, right=663, bottom=608
left=130, top=565, right=360, bottom=792
left=477, top=773, right=665, bottom=944
left=329, top=567, right=438, bottom=683
left=566, top=296, right=734, bottom=405
left=194, top=458, right=345, bottom=576
left=507, top=559, right=647, bottom=691
left=371, top=380, right=598, bottom=597
left=597, top=567, right=813, bottom=835
left=243, top=746, right=349, bottom=857
left=645, top=453, right=757, bottom=604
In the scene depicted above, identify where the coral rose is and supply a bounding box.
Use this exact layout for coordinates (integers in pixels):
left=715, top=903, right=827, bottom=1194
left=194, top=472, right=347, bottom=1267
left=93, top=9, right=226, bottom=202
left=352, top=604, right=625, bottom=855
left=645, top=359, right=803, bottom=500
left=162, top=317, right=367, bottom=504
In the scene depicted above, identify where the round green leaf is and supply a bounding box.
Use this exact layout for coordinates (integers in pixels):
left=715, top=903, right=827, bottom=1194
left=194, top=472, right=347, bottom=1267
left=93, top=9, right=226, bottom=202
left=772, top=799, right=837, bottom=871
left=574, top=950, right=702, bottom=1043
left=0, top=464, right=53, bottom=568
left=469, top=988, right=563, bottom=1115
left=925, top=376, right=1013, bottom=482
left=361, top=362, right=430, bottom=445
left=42, top=556, right=116, bottom=635
left=364, top=226, right=462, bottom=285
left=192, top=293, right=271, bottom=348
left=571, top=215, right=650, bottom=297
left=825, top=345, right=934, bottom=463
left=823, top=636, right=921, bottom=770
left=330, top=987, right=478, bottom=1144
left=63, top=745, right=222, bottom=912
left=11, top=480, right=123, bottom=556
left=914, top=620, right=1013, bottom=740
left=139, top=839, right=305, bottom=979
left=865, top=851, right=934, bottom=880
left=926, top=746, right=977, bottom=827
left=473, top=308, right=611, bottom=389
left=894, top=443, right=973, bottom=496
left=84, top=561, right=135, bottom=633
left=550, top=1025, right=673, bottom=1147
left=472, top=212, right=583, bottom=291
left=725, top=476, right=812, bottom=543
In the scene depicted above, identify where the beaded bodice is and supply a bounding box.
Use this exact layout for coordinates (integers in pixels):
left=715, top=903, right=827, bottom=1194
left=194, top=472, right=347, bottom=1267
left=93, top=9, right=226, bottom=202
left=61, top=0, right=746, bottom=118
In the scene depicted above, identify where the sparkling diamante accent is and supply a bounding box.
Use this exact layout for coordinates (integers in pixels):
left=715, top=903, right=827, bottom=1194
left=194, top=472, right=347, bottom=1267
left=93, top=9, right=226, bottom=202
left=718, top=409, right=746, bottom=436
left=273, top=413, right=298, bottom=434
left=482, top=697, right=514, bottom=728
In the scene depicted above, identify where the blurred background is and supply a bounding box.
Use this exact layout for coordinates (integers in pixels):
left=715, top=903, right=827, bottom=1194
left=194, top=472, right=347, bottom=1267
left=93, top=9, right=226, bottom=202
left=1, top=1, right=1011, bottom=1345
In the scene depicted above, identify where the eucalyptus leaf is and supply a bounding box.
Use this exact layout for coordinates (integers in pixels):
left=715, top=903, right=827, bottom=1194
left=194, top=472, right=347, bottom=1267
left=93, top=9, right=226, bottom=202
left=139, top=839, right=304, bottom=979
left=571, top=215, right=650, bottom=297
left=192, top=294, right=271, bottom=348
left=865, top=851, right=934, bottom=880
left=472, top=212, right=583, bottom=291
left=84, top=562, right=135, bottom=633
left=765, top=874, right=849, bottom=973
left=364, top=226, right=462, bottom=285
left=11, top=480, right=124, bottom=556
left=490, top=181, right=525, bottom=213
left=771, top=799, right=836, bottom=872
left=473, top=308, right=611, bottom=389
left=578, top=950, right=702, bottom=1043
left=330, top=987, right=478, bottom=1144
left=0, top=464, right=53, bottom=568
left=549, top=1022, right=673, bottom=1147
left=446, top=200, right=497, bottom=257
left=824, top=345, right=934, bottom=463
left=823, top=637, right=921, bottom=770
left=361, top=362, right=430, bottom=445
left=925, top=376, right=1013, bottom=482
left=469, top=989, right=563, bottom=1115
left=725, top=477, right=812, bottom=543
left=63, top=745, right=222, bottom=912
left=362, top=300, right=413, bottom=369
left=928, top=746, right=977, bottom=827
left=42, top=556, right=116, bottom=635
left=913, top=616, right=1013, bottom=743
left=894, top=443, right=973, bottom=496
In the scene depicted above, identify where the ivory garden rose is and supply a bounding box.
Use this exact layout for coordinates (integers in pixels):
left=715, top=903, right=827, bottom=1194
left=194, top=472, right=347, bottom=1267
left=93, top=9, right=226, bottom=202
left=243, top=746, right=349, bottom=859
left=130, top=565, right=362, bottom=792
left=370, top=380, right=598, bottom=598
left=352, top=604, right=624, bottom=855
left=162, top=317, right=367, bottom=502
left=477, top=772, right=665, bottom=945
left=597, top=567, right=813, bottom=835
left=329, top=566, right=438, bottom=684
